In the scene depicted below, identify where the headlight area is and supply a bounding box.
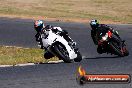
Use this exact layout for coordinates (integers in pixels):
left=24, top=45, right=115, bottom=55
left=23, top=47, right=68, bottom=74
left=102, top=33, right=108, bottom=41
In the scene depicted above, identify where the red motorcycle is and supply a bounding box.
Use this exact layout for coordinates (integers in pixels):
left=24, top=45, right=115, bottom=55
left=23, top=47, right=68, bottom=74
left=97, top=30, right=129, bottom=57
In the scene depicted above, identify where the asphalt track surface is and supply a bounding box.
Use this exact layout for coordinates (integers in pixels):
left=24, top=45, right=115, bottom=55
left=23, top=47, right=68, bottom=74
left=0, top=17, right=132, bottom=88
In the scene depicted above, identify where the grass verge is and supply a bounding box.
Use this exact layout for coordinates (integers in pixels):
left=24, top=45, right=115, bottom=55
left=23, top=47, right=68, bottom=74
left=0, top=46, right=59, bottom=65
left=0, top=0, right=132, bottom=23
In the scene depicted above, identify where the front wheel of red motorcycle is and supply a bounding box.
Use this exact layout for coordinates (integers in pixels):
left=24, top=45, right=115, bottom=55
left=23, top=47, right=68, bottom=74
left=122, top=47, right=129, bottom=56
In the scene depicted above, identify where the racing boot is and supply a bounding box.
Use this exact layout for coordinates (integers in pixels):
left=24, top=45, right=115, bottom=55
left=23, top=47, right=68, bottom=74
left=97, top=45, right=106, bottom=54
left=44, top=51, right=54, bottom=59
left=37, top=41, right=45, bottom=49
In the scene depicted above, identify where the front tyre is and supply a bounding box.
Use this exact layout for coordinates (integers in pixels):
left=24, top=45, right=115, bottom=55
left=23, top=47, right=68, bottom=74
left=122, top=46, right=129, bottom=56
left=52, top=43, right=72, bottom=63
left=109, top=42, right=124, bottom=57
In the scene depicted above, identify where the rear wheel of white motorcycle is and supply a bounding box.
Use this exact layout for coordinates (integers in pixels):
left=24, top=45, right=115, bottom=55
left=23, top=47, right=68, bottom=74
left=52, top=43, right=73, bottom=63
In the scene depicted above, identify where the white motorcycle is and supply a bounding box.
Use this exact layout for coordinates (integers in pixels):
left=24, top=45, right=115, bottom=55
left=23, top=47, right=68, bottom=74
left=41, top=27, right=82, bottom=63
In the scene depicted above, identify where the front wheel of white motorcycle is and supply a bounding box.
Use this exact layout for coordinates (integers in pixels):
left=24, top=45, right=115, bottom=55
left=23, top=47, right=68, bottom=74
left=52, top=43, right=73, bottom=63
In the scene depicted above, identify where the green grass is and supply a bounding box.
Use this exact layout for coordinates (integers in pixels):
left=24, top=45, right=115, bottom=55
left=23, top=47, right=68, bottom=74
left=0, top=46, right=59, bottom=65
left=0, top=0, right=132, bottom=23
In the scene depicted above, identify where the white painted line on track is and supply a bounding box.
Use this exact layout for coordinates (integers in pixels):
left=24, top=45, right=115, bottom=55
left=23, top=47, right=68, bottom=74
left=0, top=63, right=35, bottom=68
left=0, top=56, right=85, bottom=67
left=4, top=45, right=30, bottom=49
left=0, top=60, right=64, bottom=67
left=0, top=65, right=13, bottom=67
left=48, top=60, right=64, bottom=63
left=15, top=63, right=35, bottom=66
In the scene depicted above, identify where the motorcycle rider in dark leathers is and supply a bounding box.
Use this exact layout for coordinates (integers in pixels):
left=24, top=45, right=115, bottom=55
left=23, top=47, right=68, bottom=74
left=34, top=20, right=76, bottom=59
left=90, top=20, right=122, bottom=54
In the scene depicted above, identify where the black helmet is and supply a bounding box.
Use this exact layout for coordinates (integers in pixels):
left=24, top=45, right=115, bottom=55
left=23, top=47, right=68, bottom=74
left=34, top=20, right=45, bottom=32
left=90, top=19, right=99, bottom=29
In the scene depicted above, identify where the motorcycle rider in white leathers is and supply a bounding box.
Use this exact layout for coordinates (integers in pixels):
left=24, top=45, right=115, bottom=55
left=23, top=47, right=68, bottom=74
left=34, top=20, right=76, bottom=59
